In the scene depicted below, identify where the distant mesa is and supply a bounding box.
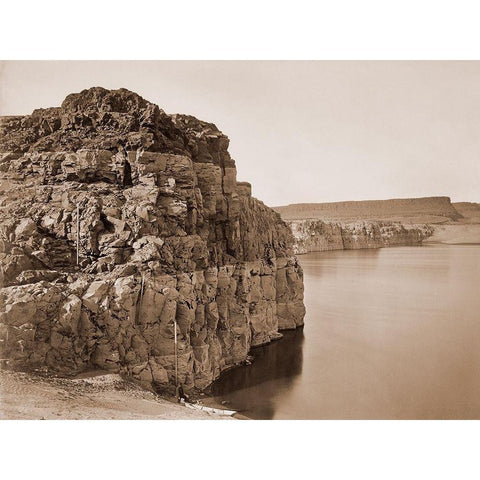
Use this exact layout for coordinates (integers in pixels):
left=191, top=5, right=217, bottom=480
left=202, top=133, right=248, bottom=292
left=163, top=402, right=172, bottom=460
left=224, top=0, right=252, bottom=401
left=452, top=202, right=480, bottom=224
left=274, top=196, right=463, bottom=224
left=275, top=196, right=480, bottom=254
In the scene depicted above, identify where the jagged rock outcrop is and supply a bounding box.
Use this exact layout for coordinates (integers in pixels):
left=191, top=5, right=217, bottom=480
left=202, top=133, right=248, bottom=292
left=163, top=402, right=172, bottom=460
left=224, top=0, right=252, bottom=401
left=0, top=87, right=305, bottom=390
left=288, top=220, right=433, bottom=254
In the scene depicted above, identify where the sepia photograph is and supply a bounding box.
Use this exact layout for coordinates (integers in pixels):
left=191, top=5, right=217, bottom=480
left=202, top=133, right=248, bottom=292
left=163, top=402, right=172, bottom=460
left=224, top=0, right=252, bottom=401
left=1, top=60, right=479, bottom=421
left=1, top=2, right=480, bottom=479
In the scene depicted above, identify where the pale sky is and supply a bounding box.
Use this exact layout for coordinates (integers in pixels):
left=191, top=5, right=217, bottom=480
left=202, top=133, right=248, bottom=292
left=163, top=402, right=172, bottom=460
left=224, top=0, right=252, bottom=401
left=1, top=61, right=479, bottom=205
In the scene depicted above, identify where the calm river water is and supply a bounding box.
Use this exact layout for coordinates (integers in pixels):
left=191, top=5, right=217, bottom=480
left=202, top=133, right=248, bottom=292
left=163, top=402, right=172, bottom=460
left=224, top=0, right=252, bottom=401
left=211, top=245, right=480, bottom=419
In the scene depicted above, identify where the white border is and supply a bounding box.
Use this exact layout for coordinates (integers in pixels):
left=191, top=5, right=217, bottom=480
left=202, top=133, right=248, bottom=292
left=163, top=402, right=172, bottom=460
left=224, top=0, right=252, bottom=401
left=2, top=2, right=480, bottom=479
left=0, top=0, right=479, bottom=59
left=1, top=420, right=479, bottom=479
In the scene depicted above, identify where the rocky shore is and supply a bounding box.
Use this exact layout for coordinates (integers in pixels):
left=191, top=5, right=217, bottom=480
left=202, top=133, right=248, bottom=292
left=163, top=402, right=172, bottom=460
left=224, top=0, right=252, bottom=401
left=0, top=87, right=305, bottom=393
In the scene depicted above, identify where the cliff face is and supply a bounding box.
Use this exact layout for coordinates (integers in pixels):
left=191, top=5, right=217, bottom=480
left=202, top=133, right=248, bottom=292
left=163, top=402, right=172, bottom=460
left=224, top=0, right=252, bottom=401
left=289, top=220, right=433, bottom=254
left=0, top=87, right=305, bottom=390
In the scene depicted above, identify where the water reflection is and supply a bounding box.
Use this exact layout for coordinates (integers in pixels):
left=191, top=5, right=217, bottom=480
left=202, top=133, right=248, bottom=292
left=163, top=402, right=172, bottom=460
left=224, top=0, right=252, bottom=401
left=213, top=245, right=480, bottom=419
left=211, top=329, right=305, bottom=419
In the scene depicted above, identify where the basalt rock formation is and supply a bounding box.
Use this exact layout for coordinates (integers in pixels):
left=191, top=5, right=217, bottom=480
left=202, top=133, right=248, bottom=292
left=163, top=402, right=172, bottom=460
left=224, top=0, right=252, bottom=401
left=289, top=220, right=433, bottom=254
left=274, top=197, right=442, bottom=254
left=0, top=87, right=305, bottom=390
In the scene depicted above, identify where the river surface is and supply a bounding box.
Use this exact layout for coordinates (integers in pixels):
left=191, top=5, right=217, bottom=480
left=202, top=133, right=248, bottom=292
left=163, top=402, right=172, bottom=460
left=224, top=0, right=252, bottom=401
left=211, top=244, right=480, bottom=419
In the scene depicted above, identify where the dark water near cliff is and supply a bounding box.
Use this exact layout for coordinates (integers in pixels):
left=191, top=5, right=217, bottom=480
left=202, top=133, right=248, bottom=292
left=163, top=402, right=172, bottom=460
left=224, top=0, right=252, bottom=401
left=212, top=244, right=480, bottom=419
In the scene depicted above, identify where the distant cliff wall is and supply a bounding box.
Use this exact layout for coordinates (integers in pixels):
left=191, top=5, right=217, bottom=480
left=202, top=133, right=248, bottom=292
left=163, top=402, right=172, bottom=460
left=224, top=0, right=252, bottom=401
left=288, top=220, right=433, bottom=254
left=452, top=202, right=480, bottom=224
left=275, top=197, right=462, bottom=224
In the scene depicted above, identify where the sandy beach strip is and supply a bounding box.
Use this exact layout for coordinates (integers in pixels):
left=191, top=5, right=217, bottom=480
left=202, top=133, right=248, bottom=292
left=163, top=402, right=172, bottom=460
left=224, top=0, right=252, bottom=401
left=0, top=370, right=234, bottom=420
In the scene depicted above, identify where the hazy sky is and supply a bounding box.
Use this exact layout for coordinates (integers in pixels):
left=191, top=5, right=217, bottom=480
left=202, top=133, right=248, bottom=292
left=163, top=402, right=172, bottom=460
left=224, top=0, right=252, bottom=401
left=1, top=61, right=479, bottom=205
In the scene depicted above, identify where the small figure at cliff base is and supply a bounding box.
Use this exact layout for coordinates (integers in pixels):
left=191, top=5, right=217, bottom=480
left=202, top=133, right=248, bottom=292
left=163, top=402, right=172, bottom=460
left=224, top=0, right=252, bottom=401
left=176, top=384, right=190, bottom=404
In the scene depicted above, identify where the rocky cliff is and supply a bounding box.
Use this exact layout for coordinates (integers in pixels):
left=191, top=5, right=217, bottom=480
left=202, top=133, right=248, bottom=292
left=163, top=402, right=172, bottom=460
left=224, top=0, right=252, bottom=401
left=0, top=87, right=305, bottom=390
left=288, top=220, right=433, bottom=254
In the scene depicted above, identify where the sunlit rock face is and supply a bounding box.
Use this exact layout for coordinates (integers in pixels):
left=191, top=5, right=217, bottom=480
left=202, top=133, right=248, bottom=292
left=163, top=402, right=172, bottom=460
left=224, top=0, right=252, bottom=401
left=287, top=219, right=433, bottom=254
left=0, top=87, right=305, bottom=390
